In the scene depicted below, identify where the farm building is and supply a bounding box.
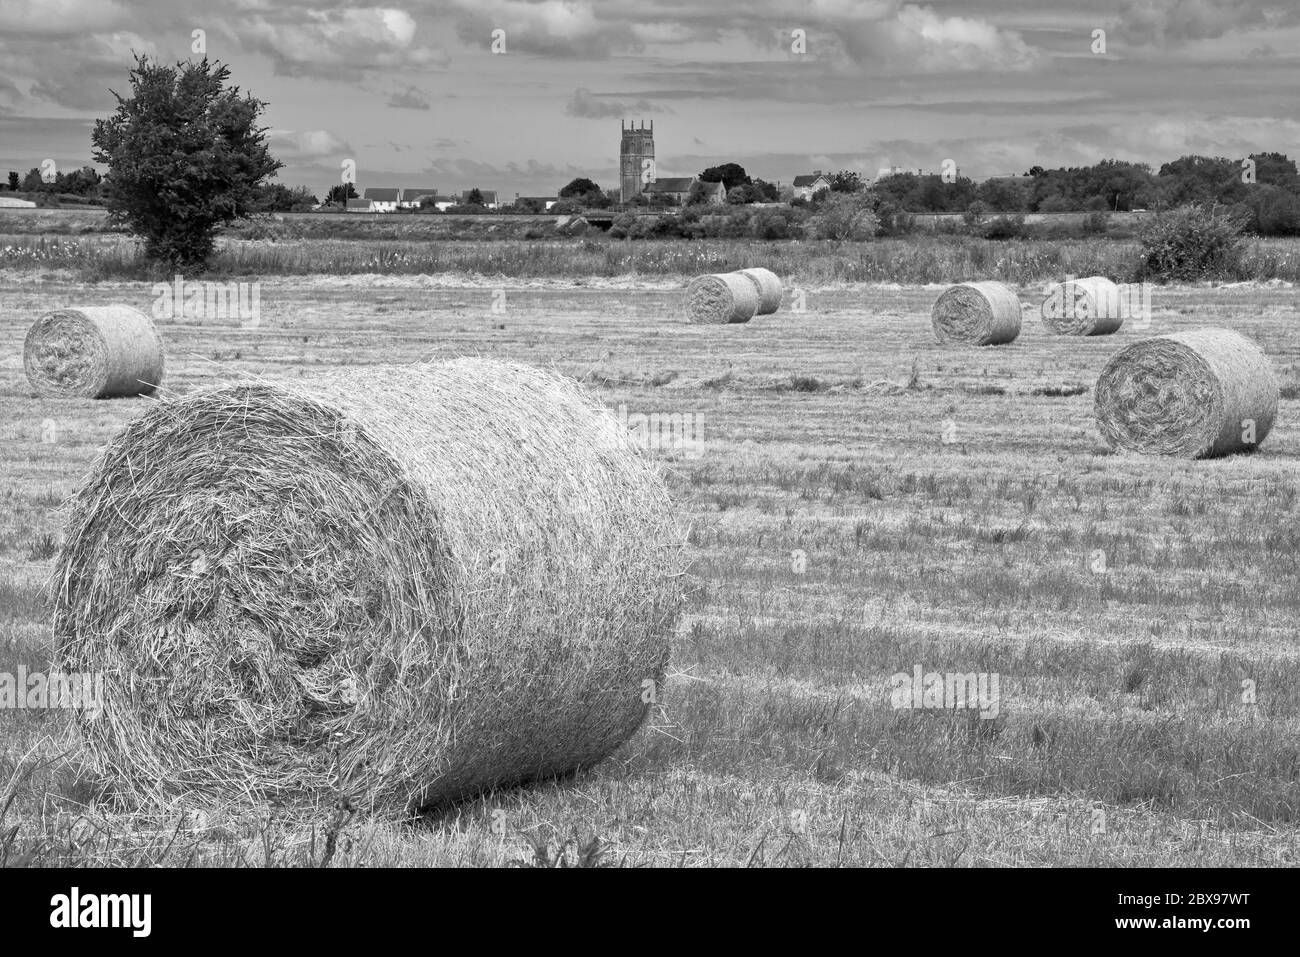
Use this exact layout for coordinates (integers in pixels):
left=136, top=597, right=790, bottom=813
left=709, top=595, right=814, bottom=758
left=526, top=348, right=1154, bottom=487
left=792, top=171, right=831, bottom=200
left=362, top=187, right=401, bottom=212
left=346, top=198, right=374, bottom=213
left=400, top=188, right=440, bottom=209
left=643, top=177, right=726, bottom=205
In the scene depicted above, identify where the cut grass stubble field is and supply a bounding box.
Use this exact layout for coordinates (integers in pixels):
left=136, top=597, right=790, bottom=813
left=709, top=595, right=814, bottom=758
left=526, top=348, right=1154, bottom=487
left=1, top=274, right=1298, bottom=866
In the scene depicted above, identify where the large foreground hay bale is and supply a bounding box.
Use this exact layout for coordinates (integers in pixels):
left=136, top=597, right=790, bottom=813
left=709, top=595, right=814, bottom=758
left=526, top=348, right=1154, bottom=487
left=738, top=267, right=783, bottom=315
left=686, top=272, right=760, bottom=324
left=1094, top=329, right=1278, bottom=458
left=24, top=306, right=164, bottom=398
left=54, top=358, right=685, bottom=816
left=931, top=281, right=1022, bottom=345
left=1041, top=276, right=1123, bottom=336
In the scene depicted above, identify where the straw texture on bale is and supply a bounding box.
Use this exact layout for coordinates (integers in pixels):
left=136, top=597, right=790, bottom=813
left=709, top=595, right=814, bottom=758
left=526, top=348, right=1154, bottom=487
left=686, top=272, right=760, bottom=324
left=1094, top=329, right=1278, bottom=458
left=738, top=267, right=783, bottom=315
left=1041, top=276, right=1123, bottom=336
left=24, top=306, right=164, bottom=399
left=53, top=358, right=685, bottom=816
left=931, top=281, right=1022, bottom=345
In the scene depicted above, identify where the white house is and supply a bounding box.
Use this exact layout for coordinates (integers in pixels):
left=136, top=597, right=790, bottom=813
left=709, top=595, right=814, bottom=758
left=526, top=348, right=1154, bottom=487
left=791, top=171, right=832, bottom=201
left=362, top=187, right=400, bottom=212
left=346, top=198, right=374, bottom=213
left=400, top=187, right=440, bottom=209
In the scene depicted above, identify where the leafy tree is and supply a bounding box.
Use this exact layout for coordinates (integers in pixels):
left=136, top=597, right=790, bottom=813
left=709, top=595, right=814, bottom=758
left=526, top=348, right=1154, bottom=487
left=750, top=178, right=779, bottom=202
left=685, top=181, right=713, bottom=206
left=21, top=168, right=45, bottom=192
left=91, top=56, right=281, bottom=267
left=1234, top=184, right=1300, bottom=236
left=829, top=170, right=864, bottom=193
left=700, top=163, right=751, bottom=192
left=975, top=177, right=1031, bottom=212
left=60, top=166, right=103, bottom=195
left=5, top=171, right=16, bottom=191
left=1155, top=156, right=1240, bottom=207
left=559, top=177, right=601, bottom=199
left=326, top=183, right=358, bottom=205
left=810, top=193, right=873, bottom=239
left=750, top=208, right=794, bottom=239
left=1137, top=205, right=1246, bottom=280
left=726, top=184, right=758, bottom=204
left=257, top=182, right=317, bottom=211
left=963, top=200, right=990, bottom=225
left=466, top=188, right=486, bottom=206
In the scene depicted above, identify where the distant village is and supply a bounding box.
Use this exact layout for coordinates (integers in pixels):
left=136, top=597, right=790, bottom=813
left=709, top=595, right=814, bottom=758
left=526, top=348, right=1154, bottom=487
left=334, top=119, right=932, bottom=213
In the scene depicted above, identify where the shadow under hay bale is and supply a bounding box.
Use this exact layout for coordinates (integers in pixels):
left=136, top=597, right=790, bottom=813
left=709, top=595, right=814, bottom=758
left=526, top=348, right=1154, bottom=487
left=738, top=267, right=783, bottom=315
left=23, top=305, right=164, bottom=398
left=1094, top=328, right=1278, bottom=458
left=685, top=273, right=760, bottom=324
left=53, top=358, right=686, bottom=817
left=931, top=281, right=1022, bottom=346
left=1041, top=276, right=1123, bottom=336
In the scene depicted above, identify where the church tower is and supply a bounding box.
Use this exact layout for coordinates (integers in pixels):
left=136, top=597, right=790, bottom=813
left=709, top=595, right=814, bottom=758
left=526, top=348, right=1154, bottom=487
left=620, top=120, right=655, bottom=203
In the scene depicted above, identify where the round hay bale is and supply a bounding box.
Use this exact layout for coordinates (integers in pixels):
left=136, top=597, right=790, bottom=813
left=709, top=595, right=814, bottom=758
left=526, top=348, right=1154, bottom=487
left=931, top=281, right=1022, bottom=345
left=738, top=267, right=783, bottom=315
left=53, top=358, right=686, bottom=816
left=1094, top=329, right=1278, bottom=458
left=24, top=306, right=164, bottom=399
left=686, top=272, right=760, bottom=324
left=1041, top=276, right=1123, bottom=336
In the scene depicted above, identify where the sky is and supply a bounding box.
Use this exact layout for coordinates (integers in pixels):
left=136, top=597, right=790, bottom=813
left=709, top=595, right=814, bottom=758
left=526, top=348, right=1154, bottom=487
left=1, top=0, right=1298, bottom=200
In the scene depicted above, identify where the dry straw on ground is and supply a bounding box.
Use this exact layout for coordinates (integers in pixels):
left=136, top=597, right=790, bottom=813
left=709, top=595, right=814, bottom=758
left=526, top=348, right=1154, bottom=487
left=931, top=281, right=1022, bottom=345
left=23, top=305, right=164, bottom=398
left=738, top=267, right=783, bottom=315
left=685, top=272, right=760, bottom=324
left=53, top=357, right=686, bottom=817
left=1040, top=276, right=1123, bottom=336
left=1094, top=328, right=1278, bottom=458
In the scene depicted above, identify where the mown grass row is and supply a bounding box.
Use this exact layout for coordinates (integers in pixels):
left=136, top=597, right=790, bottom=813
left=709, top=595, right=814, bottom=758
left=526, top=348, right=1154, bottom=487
left=4, top=234, right=1300, bottom=283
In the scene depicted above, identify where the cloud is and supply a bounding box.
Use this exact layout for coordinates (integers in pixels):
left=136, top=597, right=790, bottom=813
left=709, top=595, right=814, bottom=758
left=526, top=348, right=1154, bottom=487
left=26, top=31, right=156, bottom=110
left=387, top=85, right=431, bottom=109
left=268, top=128, right=351, bottom=158
left=564, top=87, right=670, bottom=119
left=1116, top=0, right=1299, bottom=46
left=240, top=7, right=449, bottom=78
left=835, top=4, right=1038, bottom=72
left=0, top=0, right=127, bottom=35
left=447, top=0, right=638, bottom=57
left=0, top=77, right=23, bottom=113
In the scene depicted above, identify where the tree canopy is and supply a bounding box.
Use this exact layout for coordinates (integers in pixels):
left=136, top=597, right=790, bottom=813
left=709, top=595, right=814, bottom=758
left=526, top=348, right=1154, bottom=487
left=91, top=55, right=281, bottom=267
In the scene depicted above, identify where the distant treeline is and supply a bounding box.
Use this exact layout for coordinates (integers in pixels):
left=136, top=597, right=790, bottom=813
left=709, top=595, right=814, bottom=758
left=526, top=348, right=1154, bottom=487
left=843, top=154, right=1300, bottom=235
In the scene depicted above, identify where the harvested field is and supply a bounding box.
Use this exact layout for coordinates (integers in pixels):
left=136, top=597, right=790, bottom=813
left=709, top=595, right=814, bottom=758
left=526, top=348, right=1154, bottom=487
left=2, top=273, right=1299, bottom=866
